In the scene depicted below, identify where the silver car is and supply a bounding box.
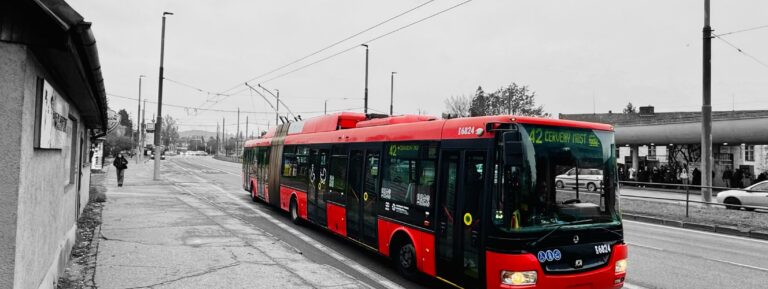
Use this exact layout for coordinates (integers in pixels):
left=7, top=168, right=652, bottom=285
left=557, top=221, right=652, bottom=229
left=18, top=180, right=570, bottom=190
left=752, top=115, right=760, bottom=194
left=555, top=168, right=603, bottom=191
left=716, top=180, right=768, bottom=211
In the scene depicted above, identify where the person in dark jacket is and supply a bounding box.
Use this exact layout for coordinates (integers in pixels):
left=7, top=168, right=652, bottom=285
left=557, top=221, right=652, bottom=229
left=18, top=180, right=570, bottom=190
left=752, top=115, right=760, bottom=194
left=113, top=153, right=128, bottom=187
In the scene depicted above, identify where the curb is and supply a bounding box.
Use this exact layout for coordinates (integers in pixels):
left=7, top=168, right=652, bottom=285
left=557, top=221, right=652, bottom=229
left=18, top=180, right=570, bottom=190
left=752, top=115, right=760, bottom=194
left=623, top=213, right=768, bottom=240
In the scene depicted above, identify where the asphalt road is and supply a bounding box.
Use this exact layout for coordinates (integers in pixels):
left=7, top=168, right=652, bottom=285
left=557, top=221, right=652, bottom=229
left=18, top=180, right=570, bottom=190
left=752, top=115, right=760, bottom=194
left=166, top=156, right=768, bottom=289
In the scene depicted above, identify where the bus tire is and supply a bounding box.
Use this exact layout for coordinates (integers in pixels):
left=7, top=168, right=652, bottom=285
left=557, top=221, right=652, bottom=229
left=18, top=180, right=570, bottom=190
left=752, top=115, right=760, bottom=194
left=290, top=197, right=301, bottom=224
left=393, top=238, right=418, bottom=279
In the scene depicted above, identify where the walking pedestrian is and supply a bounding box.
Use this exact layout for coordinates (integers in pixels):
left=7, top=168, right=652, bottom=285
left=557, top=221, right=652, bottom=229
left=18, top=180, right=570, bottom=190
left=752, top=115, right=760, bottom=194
left=113, top=153, right=128, bottom=187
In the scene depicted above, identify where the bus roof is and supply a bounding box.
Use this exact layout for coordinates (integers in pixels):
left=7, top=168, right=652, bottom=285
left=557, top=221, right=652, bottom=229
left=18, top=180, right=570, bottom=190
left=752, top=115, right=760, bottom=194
left=244, top=113, right=613, bottom=147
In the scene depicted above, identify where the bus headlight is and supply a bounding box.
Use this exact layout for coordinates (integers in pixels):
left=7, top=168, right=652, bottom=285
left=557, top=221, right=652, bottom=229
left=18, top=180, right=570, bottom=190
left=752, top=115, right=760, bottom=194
left=615, top=259, right=627, bottom=273
left=501, top=270, right=537, bottom=286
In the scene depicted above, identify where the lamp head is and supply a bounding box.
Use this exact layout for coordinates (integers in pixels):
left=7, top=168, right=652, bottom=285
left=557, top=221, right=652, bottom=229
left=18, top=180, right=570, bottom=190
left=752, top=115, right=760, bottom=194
left=163, top=12, right=174, bottom=16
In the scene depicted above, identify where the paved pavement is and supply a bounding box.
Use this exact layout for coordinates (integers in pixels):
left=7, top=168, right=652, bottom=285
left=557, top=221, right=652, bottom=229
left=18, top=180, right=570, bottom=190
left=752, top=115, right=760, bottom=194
left=95, top=159, right=375, bottom=289
left=95, top=156, right=768, bottom=289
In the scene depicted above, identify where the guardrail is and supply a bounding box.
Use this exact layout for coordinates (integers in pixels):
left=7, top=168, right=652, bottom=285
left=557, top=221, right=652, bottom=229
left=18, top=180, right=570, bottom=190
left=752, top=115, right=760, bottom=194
left=618, top=180, right=768, bottom=217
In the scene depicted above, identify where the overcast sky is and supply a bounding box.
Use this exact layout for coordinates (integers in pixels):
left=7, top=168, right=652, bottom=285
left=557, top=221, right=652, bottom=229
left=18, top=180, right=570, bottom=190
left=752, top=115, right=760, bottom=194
left=67, top=0, right=768, bottom=134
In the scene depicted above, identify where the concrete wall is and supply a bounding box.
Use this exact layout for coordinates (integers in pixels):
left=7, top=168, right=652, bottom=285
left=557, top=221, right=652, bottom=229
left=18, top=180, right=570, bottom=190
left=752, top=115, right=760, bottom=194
left=0, top=42, right=92, bottom=289
left=0, top=42, right=24, bottom=289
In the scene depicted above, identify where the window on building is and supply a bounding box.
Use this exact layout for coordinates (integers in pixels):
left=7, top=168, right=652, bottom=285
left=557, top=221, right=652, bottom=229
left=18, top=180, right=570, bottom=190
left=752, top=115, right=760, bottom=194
left=648, top=145, right=656, bottom=158
left=745, top=145, right=755, bottom=162
left=381, top=142, right=438, bottom=207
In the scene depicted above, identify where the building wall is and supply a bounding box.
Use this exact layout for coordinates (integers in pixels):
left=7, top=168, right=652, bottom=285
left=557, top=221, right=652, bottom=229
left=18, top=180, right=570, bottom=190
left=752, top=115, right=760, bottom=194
left=0, top=42, right=24, bottom=289
left=0, top=43, right=91, bottom=289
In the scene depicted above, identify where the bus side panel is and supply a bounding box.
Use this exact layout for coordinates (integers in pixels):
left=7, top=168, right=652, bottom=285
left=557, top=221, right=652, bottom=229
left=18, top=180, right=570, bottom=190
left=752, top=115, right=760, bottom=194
left=295, top=191, right=308, bottom=220
left=279, top=186, right=292, bottom=212
left=485, top=244, right=627, bottom=289
left=376, top=218, right=436, bottom=277
left=326, top=202, right=347, bottom=236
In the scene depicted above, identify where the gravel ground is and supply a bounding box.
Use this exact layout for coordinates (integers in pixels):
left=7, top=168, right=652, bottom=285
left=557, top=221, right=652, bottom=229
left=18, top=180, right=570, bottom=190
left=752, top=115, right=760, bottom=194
left=57, top=172, right=106, bottom=289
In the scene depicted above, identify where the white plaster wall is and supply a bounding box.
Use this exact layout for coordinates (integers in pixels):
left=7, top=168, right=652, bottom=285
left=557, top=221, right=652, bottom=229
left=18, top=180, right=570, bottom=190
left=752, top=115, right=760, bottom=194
left=12, top=47, right=85, bottom=289
left=0, top=42, right=24, bottom=289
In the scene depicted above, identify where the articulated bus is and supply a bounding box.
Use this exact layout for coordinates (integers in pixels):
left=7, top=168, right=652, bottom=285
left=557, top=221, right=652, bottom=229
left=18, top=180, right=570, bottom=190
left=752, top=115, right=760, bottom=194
left=242, top=112, right=627, bottom=289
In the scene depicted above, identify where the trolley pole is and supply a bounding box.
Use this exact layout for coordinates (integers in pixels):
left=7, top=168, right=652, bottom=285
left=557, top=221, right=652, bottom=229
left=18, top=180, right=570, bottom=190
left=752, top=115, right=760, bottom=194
left=361, top=44, right=369, bottom=114
left=701, top=0, right=713, bottom=203
left=154, top=12, right=172, bottom=181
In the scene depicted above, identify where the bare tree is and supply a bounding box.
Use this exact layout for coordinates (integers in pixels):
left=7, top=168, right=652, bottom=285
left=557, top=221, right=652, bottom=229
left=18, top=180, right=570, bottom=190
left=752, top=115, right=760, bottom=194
left=623, top=102, right=637, bottom=114
left=443, top=95, right=472, bottom=118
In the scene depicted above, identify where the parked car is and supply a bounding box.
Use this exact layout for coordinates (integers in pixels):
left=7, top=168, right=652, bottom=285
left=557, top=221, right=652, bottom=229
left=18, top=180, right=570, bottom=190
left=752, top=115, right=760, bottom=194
left=716, top=180, right=768, bottom=211
left=555, top=168, right=603, bottom=191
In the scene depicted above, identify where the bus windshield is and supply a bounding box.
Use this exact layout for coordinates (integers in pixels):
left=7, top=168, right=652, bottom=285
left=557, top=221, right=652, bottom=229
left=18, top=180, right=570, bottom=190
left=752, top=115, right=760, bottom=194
left=491, top=124, right=620, bottom=233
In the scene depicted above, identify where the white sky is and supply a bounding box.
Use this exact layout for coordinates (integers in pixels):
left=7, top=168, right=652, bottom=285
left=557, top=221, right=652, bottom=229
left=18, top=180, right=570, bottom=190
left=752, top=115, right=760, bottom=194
left=67, top=0, right=768, bottom=134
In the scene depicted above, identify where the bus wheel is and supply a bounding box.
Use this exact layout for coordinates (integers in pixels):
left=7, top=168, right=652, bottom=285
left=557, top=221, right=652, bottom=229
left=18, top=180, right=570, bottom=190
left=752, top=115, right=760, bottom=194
left=290, top=198, right=301, bottom=224
left=395, top=241, right=418, bottom=279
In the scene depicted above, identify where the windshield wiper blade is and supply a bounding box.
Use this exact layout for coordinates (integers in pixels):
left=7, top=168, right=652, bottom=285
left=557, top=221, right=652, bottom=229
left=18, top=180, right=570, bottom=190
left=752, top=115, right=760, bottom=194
left=528, top=219, right=593, bottom=248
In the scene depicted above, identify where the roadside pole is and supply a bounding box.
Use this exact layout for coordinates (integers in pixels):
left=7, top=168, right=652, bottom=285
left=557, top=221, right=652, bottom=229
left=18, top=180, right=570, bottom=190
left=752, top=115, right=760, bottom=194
left=701, top=0, right=713, bottom=203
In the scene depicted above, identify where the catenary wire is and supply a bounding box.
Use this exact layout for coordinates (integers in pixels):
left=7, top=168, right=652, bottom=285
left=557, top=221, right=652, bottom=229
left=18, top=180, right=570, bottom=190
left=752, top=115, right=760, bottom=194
left=217, top=0, right=437, bottom=95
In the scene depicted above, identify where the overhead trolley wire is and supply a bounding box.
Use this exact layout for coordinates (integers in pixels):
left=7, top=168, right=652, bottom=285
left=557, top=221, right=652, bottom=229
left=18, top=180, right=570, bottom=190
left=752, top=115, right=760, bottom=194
left=260, top=0, right=474, bottom=84
left=713, top=35, right=768, bottom=70
left=217, top=0, right=437, bottom=96
left=716, top=24, right=768, bottom=37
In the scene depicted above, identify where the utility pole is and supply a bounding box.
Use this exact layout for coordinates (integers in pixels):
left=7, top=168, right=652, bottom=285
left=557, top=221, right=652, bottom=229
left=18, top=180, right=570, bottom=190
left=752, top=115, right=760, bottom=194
left=701, top=0, right=713, bottom=203
left=136, top=75, right=145, bottom=163
left=275, top=90, right=280, bottom=125
left=236, top=107, right=240, bottom=157
left=245, top=116, right=249, bottom=142
left=361, top=44, right=369, bottom=114
left=324, top=99, right=328, bottom=115
left=154, top=11, right=172, bottom=180
left=141, top=99, right=146, bottom=155
left=216, top=122, right=220, bottom=155
left=223, top=118, right=226, bottom=156
left=390, top=72, right=396, bottom=116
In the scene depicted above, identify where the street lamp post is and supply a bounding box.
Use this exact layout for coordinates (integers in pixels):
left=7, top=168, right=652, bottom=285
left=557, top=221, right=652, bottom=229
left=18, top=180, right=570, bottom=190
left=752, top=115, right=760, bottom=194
left=154, top=11, right=172, bottom=181
left=701, top=0, right=713, bottom=203
left=136, top=75, right=145, bottom=164
left=390, top=72, right=397, bottom=116
left=361, top=44, right=369, bottom=114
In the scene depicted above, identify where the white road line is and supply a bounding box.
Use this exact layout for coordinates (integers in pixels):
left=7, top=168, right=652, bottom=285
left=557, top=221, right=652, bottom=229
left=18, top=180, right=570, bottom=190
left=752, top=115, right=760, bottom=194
left=622, top=283, right=649, bottom=289
left=171, top=159, right=405, bottom=289
left=627, top=241, right=768, bottom=273
left=624, top=220, right=768, bottom=245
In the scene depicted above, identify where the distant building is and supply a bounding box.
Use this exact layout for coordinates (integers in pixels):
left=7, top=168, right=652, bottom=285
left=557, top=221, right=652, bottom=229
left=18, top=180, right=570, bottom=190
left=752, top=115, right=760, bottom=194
left=561, top=106, right=768, bottom=187
left=0, top=1, right=107, bottom=288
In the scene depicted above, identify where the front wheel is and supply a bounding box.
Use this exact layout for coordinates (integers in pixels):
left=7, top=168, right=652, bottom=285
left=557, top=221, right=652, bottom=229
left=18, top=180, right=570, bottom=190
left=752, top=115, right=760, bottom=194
left=395, top=242, right=418, bottom=279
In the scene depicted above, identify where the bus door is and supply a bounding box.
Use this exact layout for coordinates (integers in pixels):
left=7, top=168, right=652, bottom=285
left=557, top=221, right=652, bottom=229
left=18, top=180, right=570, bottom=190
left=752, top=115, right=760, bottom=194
left=308, top=148, right=329, bottom=226
left=346, top=145, right=381, bottom=248
left=436, top=149, right=487, bottom=288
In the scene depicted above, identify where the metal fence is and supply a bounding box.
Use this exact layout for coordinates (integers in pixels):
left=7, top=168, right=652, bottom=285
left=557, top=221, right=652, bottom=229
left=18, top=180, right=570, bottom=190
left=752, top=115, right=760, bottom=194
left=618, top=180, right=768, bottom=217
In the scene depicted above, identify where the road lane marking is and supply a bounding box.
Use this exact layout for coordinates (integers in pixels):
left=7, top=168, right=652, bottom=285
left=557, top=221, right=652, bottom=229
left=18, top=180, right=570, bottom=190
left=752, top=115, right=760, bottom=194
left=169, top=159, right=405, bottom=289
left=622, top=283, right=649, bottom=289
left=624, top=220, right=768, bottom=245
left=627, top=241, right=768, bottom=273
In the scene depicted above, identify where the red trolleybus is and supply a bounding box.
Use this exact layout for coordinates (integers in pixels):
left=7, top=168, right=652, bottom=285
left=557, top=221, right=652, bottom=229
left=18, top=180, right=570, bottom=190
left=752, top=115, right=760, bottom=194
left=242, top=112, right=627, bottom=289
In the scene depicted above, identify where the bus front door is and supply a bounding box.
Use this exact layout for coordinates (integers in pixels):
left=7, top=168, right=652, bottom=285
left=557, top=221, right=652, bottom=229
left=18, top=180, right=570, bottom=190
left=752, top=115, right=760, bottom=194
left=436, top=150, right=486, bottom=288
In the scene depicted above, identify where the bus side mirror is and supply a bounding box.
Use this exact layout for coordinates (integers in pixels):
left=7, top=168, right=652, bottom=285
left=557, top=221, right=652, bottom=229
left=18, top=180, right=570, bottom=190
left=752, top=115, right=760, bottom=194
left=503, top=131, right=524, bottom=166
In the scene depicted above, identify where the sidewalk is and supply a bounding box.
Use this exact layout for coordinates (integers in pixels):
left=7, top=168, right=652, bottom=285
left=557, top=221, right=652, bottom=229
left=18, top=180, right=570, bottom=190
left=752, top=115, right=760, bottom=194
left=95, top=159, right=369, bottom=289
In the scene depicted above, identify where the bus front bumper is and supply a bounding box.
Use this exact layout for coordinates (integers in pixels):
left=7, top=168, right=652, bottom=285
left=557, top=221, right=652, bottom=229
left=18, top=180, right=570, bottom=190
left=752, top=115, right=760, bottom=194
left=486, top=243, right=628, bottom=289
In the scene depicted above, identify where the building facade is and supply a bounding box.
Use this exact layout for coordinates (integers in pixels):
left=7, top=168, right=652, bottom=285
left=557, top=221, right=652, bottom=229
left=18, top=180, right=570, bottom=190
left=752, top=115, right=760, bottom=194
left=0, top=1, right=107, bottom=288
left=561, top=107, right=768, bottom=187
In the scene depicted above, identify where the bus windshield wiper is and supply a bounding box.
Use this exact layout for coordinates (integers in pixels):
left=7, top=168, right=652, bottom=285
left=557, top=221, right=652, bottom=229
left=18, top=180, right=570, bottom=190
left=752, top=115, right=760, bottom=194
left=528, top=219, right=593, bottom=248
